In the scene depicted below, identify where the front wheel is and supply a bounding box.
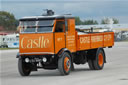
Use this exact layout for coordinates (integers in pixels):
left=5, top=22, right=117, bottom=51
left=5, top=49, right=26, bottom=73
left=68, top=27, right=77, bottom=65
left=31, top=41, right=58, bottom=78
left=18, top=58, right=31, bottom=76
left=58, top=52, right=71, bottom=75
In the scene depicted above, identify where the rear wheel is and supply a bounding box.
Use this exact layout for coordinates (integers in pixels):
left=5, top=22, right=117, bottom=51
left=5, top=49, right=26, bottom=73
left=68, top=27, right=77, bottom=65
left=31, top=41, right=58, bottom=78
left=88, top=60, right=95, bottom=70
left=18, top=58, right=31, bottom=76
left=58, top=52, right=71, bottom=75
left=93, top=49, right=104, bottom=70
left=88, top=48, right=105, bottom=70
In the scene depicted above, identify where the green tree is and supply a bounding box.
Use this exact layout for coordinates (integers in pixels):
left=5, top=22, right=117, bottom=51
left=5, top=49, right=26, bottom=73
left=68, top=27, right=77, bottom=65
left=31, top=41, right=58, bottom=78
left=0, top=11, right=18, bottom=31
left=113, top=18, right=119, bottom=24
left=101, top=20, right=104, bottom=24
left=101, top=18, right=109, bottom=24
left=83, top=20, right=98, bottom=25
left=75, top=16, right=82, bottom=25
left=75, top=17, right=98, bottom=25
left=94, top=20, right=98, bottom=24
left=101, top=18, right=119, bottom=24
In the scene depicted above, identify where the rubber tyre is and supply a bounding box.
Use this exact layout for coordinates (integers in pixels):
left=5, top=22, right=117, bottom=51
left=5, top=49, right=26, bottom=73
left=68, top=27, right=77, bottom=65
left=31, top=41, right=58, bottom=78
left=18, top=58, right=31, bottom=76
left=93, top=49, right=105, bottom=70
left=87, top=50, right=96, bottom=70
left=88, top=60, right=95, bottom=70
left=88, top=49, right=105, bottom=70
left=58, top=52, right=71, bottom=75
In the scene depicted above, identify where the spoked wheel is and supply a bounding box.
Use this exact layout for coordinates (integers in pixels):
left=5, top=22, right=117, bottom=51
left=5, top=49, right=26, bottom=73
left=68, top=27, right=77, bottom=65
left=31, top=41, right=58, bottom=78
left=88, top=48, right=105, bottom=70
left=58, top=52, right=71, bottom=75
left=18, top=58, right=31, bottom=76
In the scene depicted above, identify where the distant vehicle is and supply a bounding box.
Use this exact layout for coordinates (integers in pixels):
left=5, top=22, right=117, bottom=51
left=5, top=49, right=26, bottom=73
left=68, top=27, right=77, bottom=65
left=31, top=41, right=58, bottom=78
left=0, top=35, right=8, bottom=48
left=122, top=32, right=128, bottom=37
left=4, top=34, right=19, bottom=48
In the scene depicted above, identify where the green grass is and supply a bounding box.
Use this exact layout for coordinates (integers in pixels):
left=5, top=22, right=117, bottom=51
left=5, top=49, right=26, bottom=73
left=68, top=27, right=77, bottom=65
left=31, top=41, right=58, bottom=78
left=115, top=40, right=128, bottom=42
left=123, top=40, right=128, bottom=42
left=120, top=39, right=128, bottom=42
left=0, top=48, right=19, bottom=50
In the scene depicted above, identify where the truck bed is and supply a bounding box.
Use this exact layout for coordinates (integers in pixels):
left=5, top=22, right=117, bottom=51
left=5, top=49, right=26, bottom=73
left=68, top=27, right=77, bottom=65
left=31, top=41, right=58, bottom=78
left=76, top=32, right=114, bottom=51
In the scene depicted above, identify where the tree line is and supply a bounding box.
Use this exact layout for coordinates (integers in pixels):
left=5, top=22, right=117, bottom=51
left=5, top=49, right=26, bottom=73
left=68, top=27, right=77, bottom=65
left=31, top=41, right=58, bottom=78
left=0, top=11, right=119, bottom=31
left=0, top=11, right=18, bottom=31
left=75, top=16, right=119, bottom=25
left=75, top=17, right=98, bottom=25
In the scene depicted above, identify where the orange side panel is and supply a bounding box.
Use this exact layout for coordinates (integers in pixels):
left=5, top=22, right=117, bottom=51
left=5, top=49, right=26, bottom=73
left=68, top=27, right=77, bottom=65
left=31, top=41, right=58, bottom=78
left=66, top=19, right=76, bottom=52
left=54, top=33, right=66, bottom=54
left=19, top=33, right=54, bottom=55
left=77, top=32, right=114, bottom=51
left=90, top=33, right=104, bottom=48
left=104, top=32, right=114, bottom=47
left=77, top=34, right=91, bottom=50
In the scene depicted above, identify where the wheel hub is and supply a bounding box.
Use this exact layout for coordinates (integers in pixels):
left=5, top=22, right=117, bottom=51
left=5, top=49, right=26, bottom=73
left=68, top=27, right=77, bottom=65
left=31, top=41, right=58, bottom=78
left=64, top=57, right=70, bottom=72
left=98, top=53, right=103, bottom=67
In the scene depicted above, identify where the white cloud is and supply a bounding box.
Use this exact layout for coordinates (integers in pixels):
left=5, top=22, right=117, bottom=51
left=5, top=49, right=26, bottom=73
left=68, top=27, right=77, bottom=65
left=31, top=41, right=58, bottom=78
left=1, top=0, right=128, bottom=23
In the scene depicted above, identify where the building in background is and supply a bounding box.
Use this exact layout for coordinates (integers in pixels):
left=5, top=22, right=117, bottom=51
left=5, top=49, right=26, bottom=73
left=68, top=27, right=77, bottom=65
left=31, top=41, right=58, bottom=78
left=0, top=32, right=8, bottom=48
left=0, top=33, right=19, bottom=48
left=4, top=34, right=19, bottom=48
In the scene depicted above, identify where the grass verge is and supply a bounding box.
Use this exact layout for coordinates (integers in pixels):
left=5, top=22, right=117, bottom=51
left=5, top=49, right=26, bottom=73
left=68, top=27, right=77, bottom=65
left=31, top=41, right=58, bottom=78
left=0, top=48, right=19, bottom=50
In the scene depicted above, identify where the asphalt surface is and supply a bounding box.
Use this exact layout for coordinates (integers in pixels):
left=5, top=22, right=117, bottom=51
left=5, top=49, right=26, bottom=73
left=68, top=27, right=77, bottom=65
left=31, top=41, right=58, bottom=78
left=0, top=42, right=128, bottom=85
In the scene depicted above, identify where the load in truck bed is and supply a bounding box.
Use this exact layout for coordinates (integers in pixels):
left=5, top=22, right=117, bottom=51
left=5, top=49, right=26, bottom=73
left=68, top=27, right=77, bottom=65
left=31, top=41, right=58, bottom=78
left=76, top=32, right=114, bottom=51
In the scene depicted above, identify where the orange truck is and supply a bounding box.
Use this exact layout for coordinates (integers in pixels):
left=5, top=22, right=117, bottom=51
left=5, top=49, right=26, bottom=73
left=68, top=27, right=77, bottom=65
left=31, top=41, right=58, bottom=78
left=17, top=10, right=114, bottom=76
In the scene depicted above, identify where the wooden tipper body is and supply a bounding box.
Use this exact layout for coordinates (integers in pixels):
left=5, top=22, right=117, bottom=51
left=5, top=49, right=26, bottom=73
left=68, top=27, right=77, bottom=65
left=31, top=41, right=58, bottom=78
left=76, top=32, right=114, bottom=51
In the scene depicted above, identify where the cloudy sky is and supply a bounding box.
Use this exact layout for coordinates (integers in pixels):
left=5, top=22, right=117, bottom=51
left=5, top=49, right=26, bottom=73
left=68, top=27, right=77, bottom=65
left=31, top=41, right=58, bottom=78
left=1, top=0, right=128, bottom=24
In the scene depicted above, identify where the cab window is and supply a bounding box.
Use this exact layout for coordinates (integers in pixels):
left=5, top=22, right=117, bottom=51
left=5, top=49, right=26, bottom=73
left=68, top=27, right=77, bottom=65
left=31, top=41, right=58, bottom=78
left=20, top=20, right=54, bottom=33
left=55, top=21, right=65, bottom=32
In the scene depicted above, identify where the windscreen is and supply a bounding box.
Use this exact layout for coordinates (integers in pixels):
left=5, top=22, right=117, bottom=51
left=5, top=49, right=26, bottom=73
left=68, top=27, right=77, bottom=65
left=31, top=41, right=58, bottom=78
left=20, top=20, right=54, bottom=33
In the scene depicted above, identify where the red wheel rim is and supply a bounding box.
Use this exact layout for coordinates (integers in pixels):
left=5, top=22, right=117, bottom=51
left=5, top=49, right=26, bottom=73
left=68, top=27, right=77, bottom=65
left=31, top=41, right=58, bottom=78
left=98, top=53, right=103, bottom=67
left=64, top=57, right=70, bottom=72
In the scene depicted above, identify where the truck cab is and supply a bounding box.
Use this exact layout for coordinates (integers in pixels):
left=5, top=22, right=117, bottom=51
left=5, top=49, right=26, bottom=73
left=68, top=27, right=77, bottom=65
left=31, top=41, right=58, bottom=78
left=17, top=11, right=78, bottom=76
left=19, top=15, right=76, bottom=55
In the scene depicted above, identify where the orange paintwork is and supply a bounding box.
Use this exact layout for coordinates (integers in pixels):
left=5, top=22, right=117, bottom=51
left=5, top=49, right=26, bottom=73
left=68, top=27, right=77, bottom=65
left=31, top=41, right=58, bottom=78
left=54, top=32, right=66, bottom=54
left=65, top=19, right=76, bottom=52
left=19, top=33, right=54, bottom=55
left=98, top=53, right=103, bottom=67
left=64, top=57, right=70, bottom=72
left=54, top=19, right=76, bottom=53
left=77, top=34, right=91, bottom=50
left=103, top=32, right=114, bottom=47
left=77, top=32, right=114, bottom=51
left=19, top=18, right=114, bottom=55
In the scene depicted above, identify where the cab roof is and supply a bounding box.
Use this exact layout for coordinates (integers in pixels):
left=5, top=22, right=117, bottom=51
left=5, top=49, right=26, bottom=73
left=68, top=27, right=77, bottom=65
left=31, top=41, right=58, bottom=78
left=19, top=15, right=74, bottom=21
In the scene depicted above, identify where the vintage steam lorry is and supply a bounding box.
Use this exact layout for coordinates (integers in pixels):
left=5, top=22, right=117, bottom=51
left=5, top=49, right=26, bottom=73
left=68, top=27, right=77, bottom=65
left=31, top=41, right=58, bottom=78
left=17, top=10, right=114, bottom=76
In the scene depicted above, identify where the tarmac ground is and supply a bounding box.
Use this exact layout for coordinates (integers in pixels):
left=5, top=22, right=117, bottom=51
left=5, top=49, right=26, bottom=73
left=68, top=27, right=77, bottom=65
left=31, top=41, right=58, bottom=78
left=0, top=42, right=128, bottom=85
